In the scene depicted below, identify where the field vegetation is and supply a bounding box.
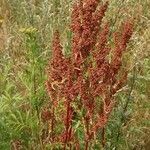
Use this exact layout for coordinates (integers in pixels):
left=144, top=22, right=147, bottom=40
left=0, top=0, right=150, bottom=149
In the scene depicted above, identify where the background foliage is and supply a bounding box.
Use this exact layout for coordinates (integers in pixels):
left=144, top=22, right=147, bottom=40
left=0, top=0, right=149, bottom=149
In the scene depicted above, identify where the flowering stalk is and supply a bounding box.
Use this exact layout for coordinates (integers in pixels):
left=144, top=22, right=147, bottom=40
left=45, top=0, right=133, bottom=149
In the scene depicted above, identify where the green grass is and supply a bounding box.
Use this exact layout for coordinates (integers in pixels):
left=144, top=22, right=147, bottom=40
left=0, top=0, right=150, bottom=149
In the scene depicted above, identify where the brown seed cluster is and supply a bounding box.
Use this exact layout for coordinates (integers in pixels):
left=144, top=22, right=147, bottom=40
left=45, top=0, right=133, bottom=149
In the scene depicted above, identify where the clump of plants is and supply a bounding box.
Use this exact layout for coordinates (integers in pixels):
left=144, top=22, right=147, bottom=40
left=45, top=0, right=133, bottom=149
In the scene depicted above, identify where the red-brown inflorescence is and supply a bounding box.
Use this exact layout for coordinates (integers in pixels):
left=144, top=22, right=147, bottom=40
left=45, top=0, right=133, bottom=149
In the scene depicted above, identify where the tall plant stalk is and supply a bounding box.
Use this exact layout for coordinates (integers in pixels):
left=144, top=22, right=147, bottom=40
left=45, top=0, right=133, bottom=149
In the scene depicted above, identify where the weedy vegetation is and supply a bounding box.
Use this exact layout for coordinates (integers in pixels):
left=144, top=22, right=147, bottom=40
left=0, top=0, right=150, bottom=150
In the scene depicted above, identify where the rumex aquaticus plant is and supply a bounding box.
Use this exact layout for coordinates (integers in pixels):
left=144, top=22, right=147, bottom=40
left=45, top=0, right=133, bottom=149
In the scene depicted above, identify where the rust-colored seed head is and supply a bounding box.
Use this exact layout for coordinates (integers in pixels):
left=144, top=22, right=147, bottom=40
left=45, top=0, right=133, bottom=148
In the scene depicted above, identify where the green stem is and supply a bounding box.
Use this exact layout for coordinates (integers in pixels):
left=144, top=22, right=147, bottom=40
left=115, top=66, right=136, bottom=150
